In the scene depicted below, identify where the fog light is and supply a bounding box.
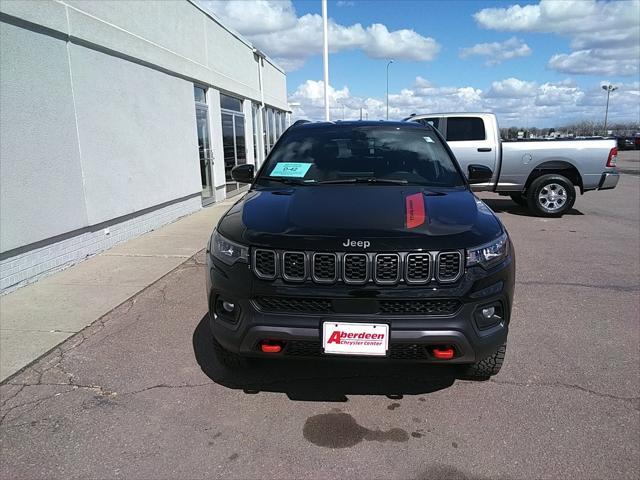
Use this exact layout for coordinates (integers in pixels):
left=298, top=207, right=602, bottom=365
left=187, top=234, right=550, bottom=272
left=481, top=306, right=495, bottom=319
left=213, top=297, right=239, bottom=324
left=475, top=303, right=504, bottom=330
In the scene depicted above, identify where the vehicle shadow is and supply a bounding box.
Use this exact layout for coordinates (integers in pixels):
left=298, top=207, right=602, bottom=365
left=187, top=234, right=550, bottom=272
left=192, top=315, right=457, bottom=401
left=483, top=198, right=584, bottom=216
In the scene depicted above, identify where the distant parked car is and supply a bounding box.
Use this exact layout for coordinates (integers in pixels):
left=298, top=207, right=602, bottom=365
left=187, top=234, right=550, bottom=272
left=616, top=137, right=635, bottom=150
left=635, top=135, right=640, bottom=150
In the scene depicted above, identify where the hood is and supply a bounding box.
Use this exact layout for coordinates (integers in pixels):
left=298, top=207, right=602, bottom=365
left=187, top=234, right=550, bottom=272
left=217, top=186, right=503, bottom=251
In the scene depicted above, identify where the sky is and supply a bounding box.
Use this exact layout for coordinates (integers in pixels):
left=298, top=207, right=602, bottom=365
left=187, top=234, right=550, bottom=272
left=201, top=0, right=640, bottom=128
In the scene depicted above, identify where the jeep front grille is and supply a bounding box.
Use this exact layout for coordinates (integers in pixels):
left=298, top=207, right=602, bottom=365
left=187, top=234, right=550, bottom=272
left=405, top=253, right=431, bottom=284
left=312, top=253, right=337, bottom=283
left=255, top=297, right=332, bottom=314
left=282, top=252, right=306, bottom=281
left=437, top=251, right=463, bottom=282
left=250, top=248, right=464, bottom=285
left=343, top=253, right=368, bottom=284
left=283, top=341, right=433, bottom=359
left=374, top=254, right=400, bottom=284
left=378, top=299, right=461, bottom=315
left=253, top=249, right=277, bottom=279
left=254, top=297, right=460, bottom=316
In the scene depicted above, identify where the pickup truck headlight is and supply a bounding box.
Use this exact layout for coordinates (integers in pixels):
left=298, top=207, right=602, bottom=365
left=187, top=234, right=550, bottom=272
left=210, top=230, right=249, bottom=266
left=466, top=233, right=509, bottom=269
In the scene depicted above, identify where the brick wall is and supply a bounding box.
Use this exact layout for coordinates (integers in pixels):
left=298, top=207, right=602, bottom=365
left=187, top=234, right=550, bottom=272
left=0, top=196, right=201, bottom=294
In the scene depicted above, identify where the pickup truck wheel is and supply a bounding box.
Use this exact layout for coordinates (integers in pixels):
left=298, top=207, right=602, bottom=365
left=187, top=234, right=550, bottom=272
left=463, top=343, right=506, bottom=380
left=509, top=193, right=528, bottom=207
left=527, top=174, right=576, bottom=217
left=212, top=336, right=248, bottom=369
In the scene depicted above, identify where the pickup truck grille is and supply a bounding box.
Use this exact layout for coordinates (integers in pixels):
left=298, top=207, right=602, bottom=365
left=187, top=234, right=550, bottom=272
left=252, top=248, right=464, bottom=285
left=254, top=297, right=461, bottom=316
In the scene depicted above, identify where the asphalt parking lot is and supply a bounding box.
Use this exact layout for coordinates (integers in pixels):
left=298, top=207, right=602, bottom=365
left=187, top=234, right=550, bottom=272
left=1, top=151, right=639, bottom=479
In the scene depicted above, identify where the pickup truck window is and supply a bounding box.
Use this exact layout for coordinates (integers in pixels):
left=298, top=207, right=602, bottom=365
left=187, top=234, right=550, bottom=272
left=447, top=117, right=486, bottom=142
left=257, top=125, right=465, bottom=187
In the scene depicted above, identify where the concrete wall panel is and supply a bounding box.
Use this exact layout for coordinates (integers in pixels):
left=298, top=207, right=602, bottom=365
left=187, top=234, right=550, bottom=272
left=0, top=22, right=88, bottom=253
left=68, top=44, right=201, bottom=225
left=66, top=0, right=208, bottom=66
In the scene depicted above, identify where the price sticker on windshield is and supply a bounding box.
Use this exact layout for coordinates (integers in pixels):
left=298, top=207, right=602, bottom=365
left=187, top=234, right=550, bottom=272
left=269, top=162, right=312, bottom=178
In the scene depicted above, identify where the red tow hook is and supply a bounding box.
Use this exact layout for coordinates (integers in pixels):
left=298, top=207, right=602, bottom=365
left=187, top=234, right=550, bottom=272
left=260, top=340, right=284, bottom=353
left=431, top=346, right=455, bottom=360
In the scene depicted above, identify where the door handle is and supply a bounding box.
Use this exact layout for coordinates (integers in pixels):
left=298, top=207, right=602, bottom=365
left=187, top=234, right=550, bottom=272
left=477, top=147, right=492, bottom=152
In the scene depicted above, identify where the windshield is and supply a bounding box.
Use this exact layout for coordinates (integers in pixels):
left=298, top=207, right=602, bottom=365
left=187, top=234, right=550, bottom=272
left=255, top=125, right=465, bottom=187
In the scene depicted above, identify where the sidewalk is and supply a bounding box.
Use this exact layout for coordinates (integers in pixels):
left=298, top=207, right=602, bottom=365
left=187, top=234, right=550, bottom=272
left=0, top=198, right=236, bottom=381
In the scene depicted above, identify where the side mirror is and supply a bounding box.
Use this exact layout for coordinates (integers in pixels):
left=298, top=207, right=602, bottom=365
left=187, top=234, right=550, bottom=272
left=468, top=164, right=493, bottom=184
left=231, top=164, right=254, bottom=183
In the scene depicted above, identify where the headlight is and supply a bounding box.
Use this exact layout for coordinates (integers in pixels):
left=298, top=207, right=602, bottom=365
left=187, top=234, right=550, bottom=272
left=466, top=233, right=509, bottom=269
left=210, top=230, right=249, bottom=266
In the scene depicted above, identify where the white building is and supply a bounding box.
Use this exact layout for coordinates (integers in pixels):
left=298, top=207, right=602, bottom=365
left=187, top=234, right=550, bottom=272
left=0, top=0, right=290, bottom=293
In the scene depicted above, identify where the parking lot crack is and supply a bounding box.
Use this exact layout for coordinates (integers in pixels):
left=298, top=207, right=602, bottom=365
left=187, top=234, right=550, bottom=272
left=122, top=382, right=211, bottom=396
left=490, top=378, right=639, bottom=408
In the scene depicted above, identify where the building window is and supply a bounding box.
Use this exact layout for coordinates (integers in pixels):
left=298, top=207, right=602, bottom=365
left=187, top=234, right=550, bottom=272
left=220, top=93, right=243, bottom=112
left=269, top=109, right=276, bottom=146
left=194, top=86, right=207, bottom=104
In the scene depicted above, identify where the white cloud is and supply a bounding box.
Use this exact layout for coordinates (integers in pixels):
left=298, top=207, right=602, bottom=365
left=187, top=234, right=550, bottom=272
left=473, top=0, right=640, bottom=76
left=459, top=37, right=531, bottom=65
left=289, top=77, right=640, bottom=127
left=547, top=49, right=638, bottom=77
left=201, top=0, right=440, bottom=70
left=486, top=78, right=537, bottom=98
left=202, top=0, right=297, bottom=35
left=362, top=24, right=440, bottom=61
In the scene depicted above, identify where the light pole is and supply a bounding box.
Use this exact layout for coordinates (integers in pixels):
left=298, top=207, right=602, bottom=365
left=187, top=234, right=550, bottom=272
left=386, top=59, right=394, bottom=120
left=322, top=0, right=330, bottom=121
left=602, top=84, right=618, bottom=135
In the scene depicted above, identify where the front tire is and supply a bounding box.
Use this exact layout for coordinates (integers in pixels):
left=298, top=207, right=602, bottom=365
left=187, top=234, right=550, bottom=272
left=527, top=174, right=576, bottom=217
left=463, top=343, right=506, bottom=380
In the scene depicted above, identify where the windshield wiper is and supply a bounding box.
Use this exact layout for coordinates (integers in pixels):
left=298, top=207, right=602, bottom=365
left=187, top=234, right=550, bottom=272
left=317, top=177, right=408, bottom=185
left=264, top=177, right=316, bottom=186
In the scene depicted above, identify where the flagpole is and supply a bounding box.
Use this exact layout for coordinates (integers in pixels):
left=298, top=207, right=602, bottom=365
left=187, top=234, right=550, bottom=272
left=322, top=0, right=330, bottom=121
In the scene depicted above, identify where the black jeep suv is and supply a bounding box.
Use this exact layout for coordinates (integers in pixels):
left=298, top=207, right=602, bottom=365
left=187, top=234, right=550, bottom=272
left=205, top=121, right=515, bottom=378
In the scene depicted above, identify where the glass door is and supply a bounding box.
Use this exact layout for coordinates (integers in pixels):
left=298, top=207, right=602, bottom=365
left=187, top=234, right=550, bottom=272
left=196, top=106, right=214, bottom=200
left=222, top=110, right=247, bottom=193
left=194, top=86, right=214, bottom=203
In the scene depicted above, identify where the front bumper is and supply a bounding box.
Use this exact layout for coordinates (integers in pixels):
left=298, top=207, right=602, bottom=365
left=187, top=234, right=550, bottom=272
left=599, top=171, right=620, bottom=190
left=206, top=250, right=514, bottom=364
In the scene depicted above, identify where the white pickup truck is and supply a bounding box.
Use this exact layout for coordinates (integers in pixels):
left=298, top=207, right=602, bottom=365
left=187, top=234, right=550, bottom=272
left=405, top=112, right=619, bottom=217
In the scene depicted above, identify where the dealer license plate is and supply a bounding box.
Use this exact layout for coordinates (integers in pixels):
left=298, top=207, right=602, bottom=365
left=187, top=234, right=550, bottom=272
left=322, top=322, right=389, bottom=356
